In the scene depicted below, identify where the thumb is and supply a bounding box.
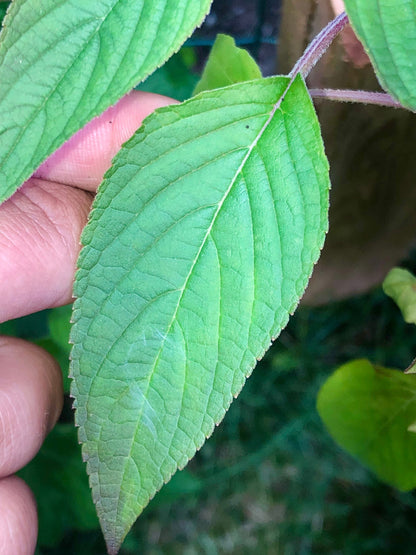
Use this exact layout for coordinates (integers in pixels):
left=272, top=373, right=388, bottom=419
left=33, top=91, right=176, bottom=192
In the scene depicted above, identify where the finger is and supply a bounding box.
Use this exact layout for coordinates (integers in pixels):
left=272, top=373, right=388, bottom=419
left=0, top=179, right=93, bottom=322
left=0, top=91, right=175, bottom=321
left=0, top=337, right=63, bottom=477
left=34, top=90, right=175, bottom=191
left=0, top=476, right=37, bottom=555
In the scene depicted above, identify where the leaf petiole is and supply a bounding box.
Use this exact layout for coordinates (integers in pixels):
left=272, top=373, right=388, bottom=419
left=290, top=12, right=349, bottom=79
left=309, top=88, right=405, bottom=109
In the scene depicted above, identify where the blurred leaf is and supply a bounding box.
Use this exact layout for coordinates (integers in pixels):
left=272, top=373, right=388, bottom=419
left=0, top=2, right=9, bottom=26
left=0, top=318, right=17, bottom=336
left=405, top=357, right=416, bottom=375
left=383, top=268, right=416, bottom=324
left=0, top=309, right=49, bottom=339
left=136, top=48, right=199, bottom=101
left=47, top=305, right=73, bottom=391
left=0, top=0, right=213, bottom=202
left=49, top=304, right=72, bottom=352
left=193, top=33, right=262, bottom=95
left=344, top=0, right=416, bottom=110
left=19, top=424, right=99, bottom=547
left=317, top=359, right=416, bottom=491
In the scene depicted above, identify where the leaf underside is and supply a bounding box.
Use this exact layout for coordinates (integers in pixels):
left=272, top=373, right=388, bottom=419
left=318, top=359, right=416, bottom=491
left=0, top=0, right=213, bottom=202
left=344, top=0, right=416, bottom=110
left=70, top=74, right=330, bottom=553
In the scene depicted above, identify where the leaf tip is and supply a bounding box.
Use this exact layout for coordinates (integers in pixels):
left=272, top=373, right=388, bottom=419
left=101, top=519, right=129, bottom=555
left=105, top=540, right=121, bottom=555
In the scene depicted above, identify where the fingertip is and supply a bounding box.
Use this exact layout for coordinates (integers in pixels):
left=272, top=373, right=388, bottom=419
left=0, top=475, right=37, bottom=555
left=0, top=337, right=63, bottom=477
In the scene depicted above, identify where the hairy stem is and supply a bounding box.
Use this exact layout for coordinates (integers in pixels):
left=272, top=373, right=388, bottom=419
left=290, top=12, right=349, bottom=79
left=309, top=88, right=405, bottom=109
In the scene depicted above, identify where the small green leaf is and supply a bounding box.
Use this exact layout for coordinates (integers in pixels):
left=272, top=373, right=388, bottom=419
left=383, top=267, right=416, bottom=324
left=71, top=74, right=330, bottom=553
left=317, top=359, right=416, bottom=491
left=193, top=34, right=262, bottom=95
left=344, top=0, right=416, bottom=110
left=0, top=0, right=213, bottom=202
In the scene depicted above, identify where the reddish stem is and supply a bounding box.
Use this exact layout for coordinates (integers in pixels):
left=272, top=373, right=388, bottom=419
left=290, top=12, right=349, bottom=78
left=309, top=88, right=405, bottom=109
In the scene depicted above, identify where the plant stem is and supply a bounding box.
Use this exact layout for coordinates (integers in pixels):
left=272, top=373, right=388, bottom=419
left=309, top=88, right=404, bottom=109
left=290, top=12, right=349, bottom=79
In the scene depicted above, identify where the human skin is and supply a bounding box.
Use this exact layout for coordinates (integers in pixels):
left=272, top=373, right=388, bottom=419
left=0, top=91, right=174, bottom=554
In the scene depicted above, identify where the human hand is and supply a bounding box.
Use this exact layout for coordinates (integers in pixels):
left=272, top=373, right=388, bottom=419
left=0, top=91, right=174, bottom=554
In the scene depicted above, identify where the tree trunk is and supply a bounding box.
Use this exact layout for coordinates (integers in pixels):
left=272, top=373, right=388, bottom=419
left=278, top=0, right=416, bottom=305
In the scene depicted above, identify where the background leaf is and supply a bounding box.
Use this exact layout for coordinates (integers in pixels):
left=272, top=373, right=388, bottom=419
left=0, top=0, right=213, bottom=202
left=19, top=424, right=99, bottom=547
left=344, top=0, right=416, bottom=110
left=136, top=47, right=199, bottom=102
left=0, top=2, right=9, bottom=26
left=193, top=33, right=262, bottom=95
left=71, top=74, right=330, bottom=553
left=317, top=359, right=416, bottom=491
left=48, top=304, right=73, bottom=391
left=383, top=267, right=416, bottom=325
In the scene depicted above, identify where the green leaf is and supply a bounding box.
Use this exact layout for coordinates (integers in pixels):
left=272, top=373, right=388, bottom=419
left=383, top=267, right=416, bottom=324
left=344, top=0, right=416, bottom=110
left=71, top=74, right=330, bottom=553
left=18, top=424, right=99, bottom=547
left=193, top=33, right=262, bottom=96
left=317, top=359, right=416, bottom=491
left=0, top=0, right=213, bottom=203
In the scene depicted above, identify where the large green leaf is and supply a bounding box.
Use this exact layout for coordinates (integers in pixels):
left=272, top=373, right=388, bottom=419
left=344, top=0, right=416, bottom=110
left=71, top=74, right=330, bottom=553
left=193, top=33, right=262, bottom=95
left=0, top=0, right=213, bottom=202
left=383, top=267, right=416, bottom=325
left=317, top=359, right=416, bottom=491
